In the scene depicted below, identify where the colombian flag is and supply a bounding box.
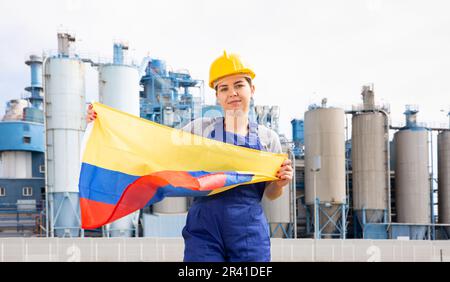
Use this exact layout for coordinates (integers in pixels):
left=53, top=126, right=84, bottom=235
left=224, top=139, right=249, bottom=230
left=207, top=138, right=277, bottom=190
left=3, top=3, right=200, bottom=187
left=79, top=103, right=287, bottom=229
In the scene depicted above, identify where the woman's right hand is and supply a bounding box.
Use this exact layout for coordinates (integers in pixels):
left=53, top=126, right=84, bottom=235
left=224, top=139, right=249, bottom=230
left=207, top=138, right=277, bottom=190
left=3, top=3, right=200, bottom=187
left=86, top=104, right=97, bottom=123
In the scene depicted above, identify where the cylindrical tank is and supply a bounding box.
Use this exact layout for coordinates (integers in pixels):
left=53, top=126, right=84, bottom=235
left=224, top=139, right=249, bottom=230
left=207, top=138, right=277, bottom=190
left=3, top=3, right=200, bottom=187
left=305, top=107, right=346, bottom=204
left=45, top=57, right=86, bottom=237
left=438, top=131, right=450, bottom=233
left=352, top=112, right=388, bottom=223
left=98, top=65, right=140, bottom=115
left=394, top=129, right=430, bottom=225
left=262, top=145, right=293, bottom=238
left=98, top=62, right=141, bottom=237
left=304, top=107, right=346, bottom=236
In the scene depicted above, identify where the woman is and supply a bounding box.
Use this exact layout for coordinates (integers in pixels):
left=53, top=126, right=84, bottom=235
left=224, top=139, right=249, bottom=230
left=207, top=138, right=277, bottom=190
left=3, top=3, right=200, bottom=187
left=86, top=51, right=293, bottom=262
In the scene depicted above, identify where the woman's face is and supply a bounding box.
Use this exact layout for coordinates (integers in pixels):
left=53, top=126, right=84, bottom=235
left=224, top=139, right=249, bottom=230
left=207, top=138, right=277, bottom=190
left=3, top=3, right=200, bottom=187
left=215, top=74, right=255, bottom=116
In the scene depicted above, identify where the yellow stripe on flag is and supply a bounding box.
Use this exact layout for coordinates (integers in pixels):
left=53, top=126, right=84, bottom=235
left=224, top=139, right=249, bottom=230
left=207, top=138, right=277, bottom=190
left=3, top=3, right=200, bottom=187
left=82, top=102, right=286, bottom=184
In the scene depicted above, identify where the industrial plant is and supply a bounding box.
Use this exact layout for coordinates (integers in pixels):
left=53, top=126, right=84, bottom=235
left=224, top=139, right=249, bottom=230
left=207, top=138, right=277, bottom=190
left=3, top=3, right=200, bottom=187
left=0, top=32, right=449, bottom=261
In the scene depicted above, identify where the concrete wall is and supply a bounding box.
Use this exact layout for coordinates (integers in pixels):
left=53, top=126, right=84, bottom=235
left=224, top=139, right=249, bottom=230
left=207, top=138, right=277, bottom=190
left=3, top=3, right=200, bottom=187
left=1, top=238, right=450, bottom=262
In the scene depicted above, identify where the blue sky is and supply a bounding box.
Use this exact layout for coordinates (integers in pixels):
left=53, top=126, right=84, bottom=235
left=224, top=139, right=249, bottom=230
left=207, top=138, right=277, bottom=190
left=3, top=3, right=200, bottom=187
left=1, top=0, right=449, bottom=137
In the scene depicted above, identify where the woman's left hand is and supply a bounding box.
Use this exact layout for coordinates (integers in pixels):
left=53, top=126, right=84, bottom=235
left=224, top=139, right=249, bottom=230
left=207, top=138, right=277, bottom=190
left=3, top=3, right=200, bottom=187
left=274, top=159, right=293, bottom=188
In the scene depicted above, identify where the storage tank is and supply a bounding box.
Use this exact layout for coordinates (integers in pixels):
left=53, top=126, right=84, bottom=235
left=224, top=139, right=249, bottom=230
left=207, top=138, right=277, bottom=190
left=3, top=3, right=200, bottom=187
left=44, top=32, right=85, bottom=237
left=352, top=86, right=389, bottom=225
left=304, top=102, right=346, bottom=238
left=262, top=144, right=294, bottom=238
left=98, top=43, right=140, bottom=115
left=394, top=107, right=430, bottom=239
left=98, top=42, right=141, bottom=237
left=438, top=114, right=450, bottom=234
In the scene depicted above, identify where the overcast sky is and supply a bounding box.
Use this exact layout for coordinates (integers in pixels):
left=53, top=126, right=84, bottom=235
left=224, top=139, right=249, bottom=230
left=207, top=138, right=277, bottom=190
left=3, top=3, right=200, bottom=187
left=1, top=0, right=449, bottom=138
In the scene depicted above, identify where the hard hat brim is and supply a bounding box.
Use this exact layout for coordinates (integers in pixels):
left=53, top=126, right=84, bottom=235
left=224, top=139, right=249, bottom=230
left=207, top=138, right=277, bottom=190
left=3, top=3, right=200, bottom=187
left=209, top=71, right=255, bottom=89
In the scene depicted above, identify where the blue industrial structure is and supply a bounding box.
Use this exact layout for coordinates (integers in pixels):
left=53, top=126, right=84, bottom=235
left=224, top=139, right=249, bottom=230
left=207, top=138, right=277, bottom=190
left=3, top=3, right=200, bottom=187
left=24, top=55, right=44, bottom=112
left=0, top=55, right=45, bottom=236
left=0, top=122, right=44, bottom=152
left=305, top=201, right=348, bottom=239
left=140, top=58, right=203, bottom=128
left=290, top=119, right=304, bottom=158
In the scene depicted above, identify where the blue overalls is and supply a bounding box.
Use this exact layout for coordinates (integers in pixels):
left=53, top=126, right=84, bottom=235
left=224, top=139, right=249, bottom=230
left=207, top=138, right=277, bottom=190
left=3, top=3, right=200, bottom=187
left=182, top=118, right=271, bottom=262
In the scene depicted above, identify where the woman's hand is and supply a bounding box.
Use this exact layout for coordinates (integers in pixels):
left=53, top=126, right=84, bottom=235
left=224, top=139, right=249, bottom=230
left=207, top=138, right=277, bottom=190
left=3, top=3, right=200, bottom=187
left=264, top=159, right=293, bottom=200
left=86, top=104, right=97, bottom=123
left=274, top=159, right=293, bottom=188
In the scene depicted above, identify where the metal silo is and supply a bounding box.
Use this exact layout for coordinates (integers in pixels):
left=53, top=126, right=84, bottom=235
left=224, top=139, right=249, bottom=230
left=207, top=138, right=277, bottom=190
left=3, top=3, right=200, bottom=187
left=262, top=143, right=295, bottom=238
left=394, top=106, right=430, bottom=239
left=44, top=32, right=85, bottom=237
left=351, top=86, right=389, bottom=230
left=99, top=45, right=140, bottom=114
left=98, top=42, right=141, bottom=237
left=438, top=115, right=450, bottom=234
left=304, top=101, right=346, bottom=238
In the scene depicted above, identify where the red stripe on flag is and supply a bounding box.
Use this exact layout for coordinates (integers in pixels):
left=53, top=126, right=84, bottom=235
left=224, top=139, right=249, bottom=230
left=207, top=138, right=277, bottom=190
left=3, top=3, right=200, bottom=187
left=80, top=197, right=115, bottom=229
left=197, top=173, right=227, bottom=191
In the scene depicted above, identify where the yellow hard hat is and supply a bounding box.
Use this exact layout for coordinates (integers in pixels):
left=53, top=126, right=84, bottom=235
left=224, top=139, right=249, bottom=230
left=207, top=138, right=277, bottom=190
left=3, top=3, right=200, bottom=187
left=209, top=51, right=255, bottom=89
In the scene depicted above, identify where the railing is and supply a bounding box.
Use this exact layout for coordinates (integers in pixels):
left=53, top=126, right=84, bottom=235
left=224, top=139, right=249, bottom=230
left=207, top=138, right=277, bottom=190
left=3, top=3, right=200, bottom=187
left=0, top=203, right=45, bottom=237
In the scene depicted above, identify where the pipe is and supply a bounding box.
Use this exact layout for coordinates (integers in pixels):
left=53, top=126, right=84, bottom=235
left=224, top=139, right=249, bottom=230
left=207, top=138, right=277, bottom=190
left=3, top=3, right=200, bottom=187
left=345, top=114, right=350, bottom=207
left=379, top=109, right=392, bottom=223
left=288, top=147, right=297, bottom=238
left=390, top=126, right=450, bottom=131
left=42, top=54, right=50, bottom=237
left=429, top=129, right=436, bottom=239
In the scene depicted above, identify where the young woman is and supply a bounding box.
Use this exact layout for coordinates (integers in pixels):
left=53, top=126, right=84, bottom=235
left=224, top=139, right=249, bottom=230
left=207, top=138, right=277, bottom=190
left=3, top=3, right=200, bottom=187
left=178, top=51, right=292, bottom=262
left=86, top=51, right=293, bottom=262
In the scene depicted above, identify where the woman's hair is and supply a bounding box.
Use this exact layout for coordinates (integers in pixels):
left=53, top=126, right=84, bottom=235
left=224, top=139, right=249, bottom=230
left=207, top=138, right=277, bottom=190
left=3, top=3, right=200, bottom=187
left=214, top=76, right=252, bottom=93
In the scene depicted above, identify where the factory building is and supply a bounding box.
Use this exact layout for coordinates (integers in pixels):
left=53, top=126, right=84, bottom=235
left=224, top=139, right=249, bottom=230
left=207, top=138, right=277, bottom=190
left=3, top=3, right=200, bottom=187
left=1, top=32, right=449, bottom=243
